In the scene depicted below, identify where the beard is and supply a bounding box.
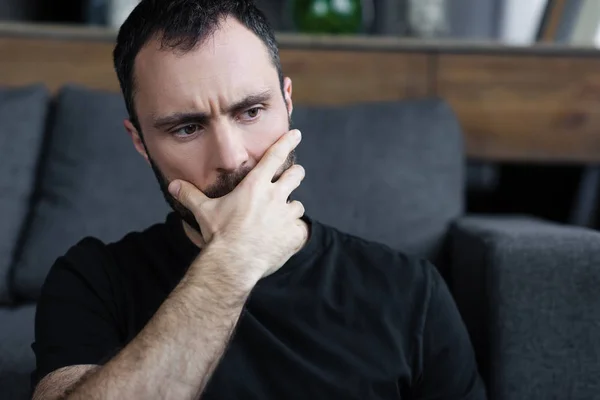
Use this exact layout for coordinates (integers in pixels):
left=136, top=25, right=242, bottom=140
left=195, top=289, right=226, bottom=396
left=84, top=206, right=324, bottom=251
left=147, top=129, right=297, bottom=235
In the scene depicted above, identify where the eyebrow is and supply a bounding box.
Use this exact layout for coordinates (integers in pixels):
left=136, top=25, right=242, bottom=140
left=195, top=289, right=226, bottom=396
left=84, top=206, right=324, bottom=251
left=152, top=89, right=274, bottom=130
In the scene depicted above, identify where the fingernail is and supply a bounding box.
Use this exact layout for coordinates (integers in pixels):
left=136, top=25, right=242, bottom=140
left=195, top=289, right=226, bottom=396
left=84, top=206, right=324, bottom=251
left=295, top=130, right=302, bottom=140
left=168, top=181, right=181, bottom=197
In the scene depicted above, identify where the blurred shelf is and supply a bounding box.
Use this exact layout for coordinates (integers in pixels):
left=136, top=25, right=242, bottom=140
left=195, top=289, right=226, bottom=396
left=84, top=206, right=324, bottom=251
left=0, top=22, right=118, bottom=41
left=2, top=21, right=600, bottom=56
left=3, top=21, right=600, bottom=164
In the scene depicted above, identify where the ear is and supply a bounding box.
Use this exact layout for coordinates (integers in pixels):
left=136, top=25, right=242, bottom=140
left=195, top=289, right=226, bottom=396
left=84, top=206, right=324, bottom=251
left=283, top=77, right=293, bottom=118
left=124, top=119, right=150, bottom=165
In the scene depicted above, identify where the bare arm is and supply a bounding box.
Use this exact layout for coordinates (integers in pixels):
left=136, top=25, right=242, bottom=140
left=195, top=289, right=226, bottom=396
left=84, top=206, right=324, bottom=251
left=33, top=241, right=257, bottom=400
left=32, top=129, right=306, bottom=400
left=33, top=365, right=98, bottom=400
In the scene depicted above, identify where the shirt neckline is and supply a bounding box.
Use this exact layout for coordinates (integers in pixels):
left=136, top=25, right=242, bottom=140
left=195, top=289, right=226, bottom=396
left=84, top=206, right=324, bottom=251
left=166, top=212, right=325, bottom=283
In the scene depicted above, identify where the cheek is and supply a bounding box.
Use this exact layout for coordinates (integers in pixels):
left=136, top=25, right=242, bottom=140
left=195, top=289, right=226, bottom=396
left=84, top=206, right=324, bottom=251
left=147, top=136, right=211, bottom=185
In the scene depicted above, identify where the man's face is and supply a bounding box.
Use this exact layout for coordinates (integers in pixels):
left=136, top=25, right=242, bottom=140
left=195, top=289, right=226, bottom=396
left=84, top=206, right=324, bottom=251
left=125, top=18, right=295, bottom=232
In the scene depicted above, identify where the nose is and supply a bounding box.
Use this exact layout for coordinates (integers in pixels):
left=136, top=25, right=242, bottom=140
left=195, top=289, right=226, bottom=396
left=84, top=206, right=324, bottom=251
left=210, top=123, right=249, bottom=173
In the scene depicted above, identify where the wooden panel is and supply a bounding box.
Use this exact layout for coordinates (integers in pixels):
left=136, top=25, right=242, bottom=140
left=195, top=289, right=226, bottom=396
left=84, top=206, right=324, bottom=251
left=0, top=36, right=431, bottom=104
left=0, top=37, right=118, bottom=92
left=281, top=49, right=430, bottom=105
left=437, top=54, right=600, bottom=163
left=4, top=26, right=600, bottom=163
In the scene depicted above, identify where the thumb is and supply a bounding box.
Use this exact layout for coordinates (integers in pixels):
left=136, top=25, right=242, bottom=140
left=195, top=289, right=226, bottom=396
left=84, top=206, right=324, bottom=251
left=168, top=179, right=209, bottom=213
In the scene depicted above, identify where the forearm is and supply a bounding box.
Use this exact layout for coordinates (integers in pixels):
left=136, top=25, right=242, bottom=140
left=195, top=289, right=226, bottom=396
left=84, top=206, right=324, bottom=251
left=64, top=240, right=255, bottom=400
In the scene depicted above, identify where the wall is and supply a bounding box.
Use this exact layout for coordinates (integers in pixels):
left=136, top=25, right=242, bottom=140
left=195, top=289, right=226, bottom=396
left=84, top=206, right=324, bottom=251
left=500, top=0, right=547, bottom=44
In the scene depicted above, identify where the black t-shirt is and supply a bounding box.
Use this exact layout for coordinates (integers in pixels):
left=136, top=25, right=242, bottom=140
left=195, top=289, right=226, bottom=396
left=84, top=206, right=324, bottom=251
left=32, top=213, right=486, bottom=399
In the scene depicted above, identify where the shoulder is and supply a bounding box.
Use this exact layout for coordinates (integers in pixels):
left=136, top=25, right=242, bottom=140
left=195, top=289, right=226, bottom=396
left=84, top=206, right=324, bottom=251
left=42, top=219, right=169, bottom=294
left=314, top=221, right=450, bottom=356
left=43, top=236, right=112, bottom=290
left=54, top=224, right=156, bottom=267
left=317, top=220, right=440, bottom=304
left=60, top=236, right=110, bottom=265
left=323, top=221, right=436, bottom=284
left=65, top=217, right=168, bottom=262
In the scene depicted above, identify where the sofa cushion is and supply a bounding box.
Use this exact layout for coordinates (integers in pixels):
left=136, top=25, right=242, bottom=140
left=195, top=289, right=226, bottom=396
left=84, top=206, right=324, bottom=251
left=0, top=304, right=36, bottom=400
left=0, top=85, right=49, bottom=304
left=292, top=99, right=464, bottom=258
left=13, top=85, right=169, bottom=300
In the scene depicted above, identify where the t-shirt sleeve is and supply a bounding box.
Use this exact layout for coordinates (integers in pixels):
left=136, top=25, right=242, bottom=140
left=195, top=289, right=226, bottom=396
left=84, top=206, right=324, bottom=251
left=31, top=237, right=123, bottom=390
left=412, top=263, right=487, bottom=400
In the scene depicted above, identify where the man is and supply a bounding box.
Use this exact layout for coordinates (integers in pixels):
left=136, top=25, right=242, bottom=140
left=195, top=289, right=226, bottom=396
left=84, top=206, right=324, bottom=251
left=31, top=0, right=486, bottom=399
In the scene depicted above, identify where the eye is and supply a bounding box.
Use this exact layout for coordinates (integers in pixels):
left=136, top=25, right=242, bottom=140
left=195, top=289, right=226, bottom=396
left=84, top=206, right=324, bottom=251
left=240, top=107, right=262, bottom=121
left=174, top=124, right=201, bottom=137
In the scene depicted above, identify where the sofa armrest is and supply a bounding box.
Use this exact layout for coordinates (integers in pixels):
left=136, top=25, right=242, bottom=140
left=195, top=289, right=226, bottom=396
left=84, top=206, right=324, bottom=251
left=449, top=215, right=600, bottom=400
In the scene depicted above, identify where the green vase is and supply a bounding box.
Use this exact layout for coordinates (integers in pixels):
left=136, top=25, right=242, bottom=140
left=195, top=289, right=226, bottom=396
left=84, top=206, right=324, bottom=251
left=292, top=0, right=366, bottom=34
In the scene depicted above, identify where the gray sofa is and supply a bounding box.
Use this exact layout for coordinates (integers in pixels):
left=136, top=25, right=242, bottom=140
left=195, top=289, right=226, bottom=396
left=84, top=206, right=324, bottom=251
left=1, top=84, right=599, bottom=400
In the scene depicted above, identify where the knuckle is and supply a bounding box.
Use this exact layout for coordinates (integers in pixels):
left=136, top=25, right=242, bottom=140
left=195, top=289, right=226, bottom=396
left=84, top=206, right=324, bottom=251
left=292, top=164, right=305, bottom=178
left=176, top=187, right=189, bottom=204
left=177, top=184, right=201, bottom=211
left=280, top=136, right=297, bottom=154
left=282, top=165, right=302, bottom=181
left=271, top=148, right=287, bottom=165
left=292, top=200, right=305, bottom=214
left=300, top=222, right=308, bottom=238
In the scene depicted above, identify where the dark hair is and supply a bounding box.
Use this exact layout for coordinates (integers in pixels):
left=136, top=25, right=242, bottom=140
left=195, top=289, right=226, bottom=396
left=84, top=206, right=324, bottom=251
left=113, top=0, right=282, bottom=131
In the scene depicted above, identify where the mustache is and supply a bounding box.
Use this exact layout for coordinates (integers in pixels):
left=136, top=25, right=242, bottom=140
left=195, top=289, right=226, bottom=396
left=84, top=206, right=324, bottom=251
left=202, top=166, right=253, bottom=198
left=198, top=149, right=297, bottom=198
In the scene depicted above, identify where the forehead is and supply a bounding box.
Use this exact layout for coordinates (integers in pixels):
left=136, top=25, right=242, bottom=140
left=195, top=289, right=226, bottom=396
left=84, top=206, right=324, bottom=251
left=133, top=18, right=278, bottom=118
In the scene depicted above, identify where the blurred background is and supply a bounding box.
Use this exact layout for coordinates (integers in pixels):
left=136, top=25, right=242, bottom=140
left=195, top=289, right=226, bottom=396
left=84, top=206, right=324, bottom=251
left=0, top=0, right=593, bottom=42
left=2, top=0, right=600, bottom=229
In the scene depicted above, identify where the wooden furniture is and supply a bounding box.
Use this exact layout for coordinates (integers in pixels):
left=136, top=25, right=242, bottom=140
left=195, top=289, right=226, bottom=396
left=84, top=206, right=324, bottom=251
left=2, top=22, right=600, bottom=164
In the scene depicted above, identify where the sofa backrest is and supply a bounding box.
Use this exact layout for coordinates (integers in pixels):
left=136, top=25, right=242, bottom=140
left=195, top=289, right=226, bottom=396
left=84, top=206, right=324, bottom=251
left=12, top=86, right=170, bottom=300
left=292, top=99, right=465, bottom=260
left=10, top=85, right=465, bottom=301
left=0, top=85, right=50, bottom=304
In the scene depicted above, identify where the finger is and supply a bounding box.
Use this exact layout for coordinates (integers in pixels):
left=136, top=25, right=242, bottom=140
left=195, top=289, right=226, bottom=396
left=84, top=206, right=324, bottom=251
left=275, top=164, right=305, bottom=199
left=288, top=200, right=305, bottom=218
left=251, top=130, right=301, bottom=181
left=168, top=179, right=209, bottom=214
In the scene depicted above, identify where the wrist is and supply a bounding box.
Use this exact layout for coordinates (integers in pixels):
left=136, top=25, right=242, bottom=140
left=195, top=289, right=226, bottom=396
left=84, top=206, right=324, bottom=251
left=189, top=237, right=262, bottom=293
